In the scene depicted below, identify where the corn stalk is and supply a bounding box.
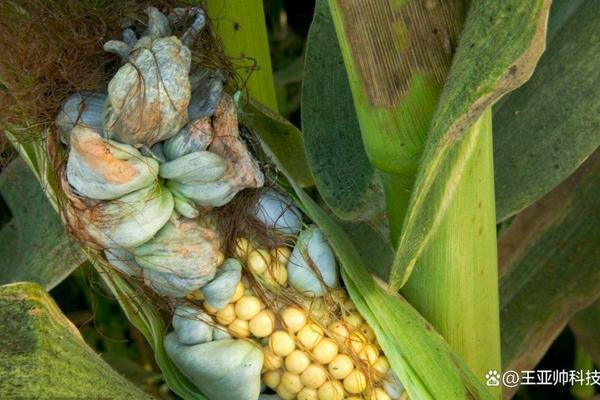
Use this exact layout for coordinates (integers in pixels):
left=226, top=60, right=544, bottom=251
left=205, top=0, right=279, bottom=112
left=326, top=0, right=551, bottom=395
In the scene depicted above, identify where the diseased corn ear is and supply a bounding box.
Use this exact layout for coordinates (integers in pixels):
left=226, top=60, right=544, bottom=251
left=200, top=258, right=243, bottom=309
left=132, top=215, right=224, bottom=297
left=67, top=125, right=159, bottom=200
left=64, top=181, right=174, bottom=249
left=288, top=227, right=338, bottom=297
left=56, top=92, right=106, bottom=144
left=254, top=188, right=303, bottom=235
left=164, top=335, right=263, bottom=400
left=103, top=8, right=192, bottom=147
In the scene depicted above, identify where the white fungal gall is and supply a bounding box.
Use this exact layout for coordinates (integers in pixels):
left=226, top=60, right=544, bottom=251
left=64, top=181, right=174, bottom=249
left=67, top=125, right=160, bottom=201
left=56, top=92, right=106, bottom=144
left=288, top=227, right=338, bottom=297
left=172, top=306, right=213, bottom=345
left=254, top=188, right=302, bottom=235
left=200, top=258, right=242, bottom=309
left=164, top=336, right=263, bottom=400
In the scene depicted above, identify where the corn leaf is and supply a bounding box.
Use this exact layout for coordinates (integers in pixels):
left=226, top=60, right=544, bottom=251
left=493, top=0, right=600, bottom=221
left=570, top=299, right=600, bottom=370
left=0, top=158, right=84, bottom=290
left=499, top=152, right=600, bottom=398
left=239, top=99, right=314, bottom=188
left=206, top=0, right=279, bottom=113
left=389, top=0, right=550, bottom=289
left=0, top=282, right=151, bottom=399
left=253, top=130, right=494, bottom=400
left=301, top=0, right=384, bottom=221
left=326, top=0, right=464, bottom=240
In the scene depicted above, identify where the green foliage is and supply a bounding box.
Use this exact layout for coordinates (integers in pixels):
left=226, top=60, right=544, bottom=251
left=493, top=0, right=600, bottom=221
left=499, top=153, right=600, bottom=398
left=390, top=0, right=551, bottom=288
left=0, top=158, right=84, bottom=289
left=206, top=0, right=279, bottom=113
left=302, top=0, right=384, bottom=221
left=0, top=282, right=150, bottom=399
left=570, top=298, right=600, bottom=369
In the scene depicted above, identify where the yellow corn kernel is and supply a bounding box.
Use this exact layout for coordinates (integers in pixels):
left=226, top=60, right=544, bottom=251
left=263, top=347, right=283, bottom=370
left=216, top=304, right=236, bottom=325
left=202, top=300, right=219, bottom=314
left=272, top=246, right=292, bottom=265
left=276, top=383, right=296, bottom=400
left=328, top=354, right=354, bottom=380
left=343, top=369, right=367, bottom=394
left=270, top=330, right=296, bottom=357
left=359, top=343, right=380, bottom=365
left=317, top=380, right=344, bottom=400
left=228, top=318, right=250, bottom=338
left=248, top=249, right=270, bottom=274
left=347, top=331, right=367, bottom=354
left=285, top=350, right=311, bottom=374
left=282, top=307, right=307, bottom=333
left=265, top=262, right=288, bottom=286
left=234, top=237, right=252, bottom=259
left=234, top=295, right=262, bottom=320
left=344, top=311, right=363, bottom=329
left=343, top=299, right=356, bottom=311
left=230, top=282, right=245, bottom=303
left=328, top=322, right=349, bottom=342
left=297, top=387, right=318, bottom=400
left=370, top=388, right=392, bottom=400
left=249, top=309, right=275, bottom=338
left=297, top=323, right=324, bottom=350
left=359, top=323, right=376, bottom=342
left=373, top=355, right=390, bottom=377
left=312, top=338, right=339, bottom=365
left=263, top=370, right=281, bottom=389
left=300, top=363, right=327, bottom=389
left=281, top=371, right=304, bottom=394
